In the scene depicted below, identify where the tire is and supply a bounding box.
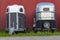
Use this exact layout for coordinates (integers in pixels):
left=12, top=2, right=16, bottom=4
left=43, top=21, right=50, bottom=29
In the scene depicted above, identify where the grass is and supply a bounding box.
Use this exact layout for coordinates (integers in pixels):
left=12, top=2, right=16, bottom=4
left=0, top=31, right=60, bottom=37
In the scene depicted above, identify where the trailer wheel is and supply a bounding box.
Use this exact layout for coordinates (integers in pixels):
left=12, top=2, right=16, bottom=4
left=43, top=21, right=50, bottom=31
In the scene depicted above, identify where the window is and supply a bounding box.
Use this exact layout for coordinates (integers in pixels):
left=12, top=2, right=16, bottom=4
left=20, top=8, right=23, bottom=12
left=43, top=8, right=49, bottom=11
left=7, top=8, right=9, bottom=12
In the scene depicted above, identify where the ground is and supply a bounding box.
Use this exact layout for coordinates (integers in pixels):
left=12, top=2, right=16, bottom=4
left=0, top=36, right=60, bottom=40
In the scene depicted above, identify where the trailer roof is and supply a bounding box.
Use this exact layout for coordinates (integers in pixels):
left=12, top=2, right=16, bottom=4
left=37, top=2, right=55, bottom=8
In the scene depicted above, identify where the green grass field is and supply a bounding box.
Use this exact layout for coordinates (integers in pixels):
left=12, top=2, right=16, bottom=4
left=0, top=31, right=60, bottom=37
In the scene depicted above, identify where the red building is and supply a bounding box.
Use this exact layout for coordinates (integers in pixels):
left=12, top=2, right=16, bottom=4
left=0, top=0, right=60, bottom=30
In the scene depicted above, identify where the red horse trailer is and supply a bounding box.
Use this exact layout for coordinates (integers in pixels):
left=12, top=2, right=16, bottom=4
left=0, top=0, right=60, bottom=30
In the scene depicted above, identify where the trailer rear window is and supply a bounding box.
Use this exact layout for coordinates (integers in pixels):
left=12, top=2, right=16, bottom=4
left=43, top=8, right=49, bottom=11
left=7, top=8, right=9, bottom=12
left=20, top=8, right=23, bottom=12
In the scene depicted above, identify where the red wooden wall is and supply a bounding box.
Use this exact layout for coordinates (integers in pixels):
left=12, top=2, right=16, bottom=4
left=0, top=0, right=60, bottom=30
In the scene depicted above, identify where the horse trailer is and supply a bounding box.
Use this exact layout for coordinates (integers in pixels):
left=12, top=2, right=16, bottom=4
left=33, top=2, right=56, bottom=32
left=6, top=4, right=26, bottom=32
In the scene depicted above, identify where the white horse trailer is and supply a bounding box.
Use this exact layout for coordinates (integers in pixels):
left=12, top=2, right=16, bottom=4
left=6, top=5, right=26, bottom=32
left=33, top=2, right=56, bottom=32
